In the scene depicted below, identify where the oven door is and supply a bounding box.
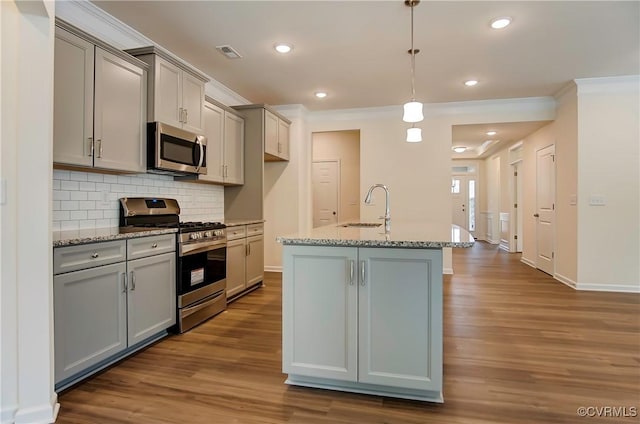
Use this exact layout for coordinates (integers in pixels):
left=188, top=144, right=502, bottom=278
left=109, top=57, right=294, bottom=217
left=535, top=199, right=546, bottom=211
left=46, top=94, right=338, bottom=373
left=177, top=244, right=226, bottom=297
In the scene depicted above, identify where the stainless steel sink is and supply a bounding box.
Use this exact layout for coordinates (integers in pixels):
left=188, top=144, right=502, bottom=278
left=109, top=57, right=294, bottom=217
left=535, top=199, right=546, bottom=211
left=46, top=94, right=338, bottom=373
left=341, top=222, right=382, bottom=228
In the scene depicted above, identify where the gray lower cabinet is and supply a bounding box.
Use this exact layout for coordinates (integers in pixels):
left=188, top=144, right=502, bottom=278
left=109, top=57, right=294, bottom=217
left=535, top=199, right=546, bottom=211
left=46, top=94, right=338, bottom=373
left=53, top=234, right=176, bottom=387
left=226, top=223, right=264, bottom=300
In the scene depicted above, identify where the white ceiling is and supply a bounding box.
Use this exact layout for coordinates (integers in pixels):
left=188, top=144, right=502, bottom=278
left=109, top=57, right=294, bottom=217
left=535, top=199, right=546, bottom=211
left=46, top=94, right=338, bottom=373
left=90, top=0, right=638, bottom=154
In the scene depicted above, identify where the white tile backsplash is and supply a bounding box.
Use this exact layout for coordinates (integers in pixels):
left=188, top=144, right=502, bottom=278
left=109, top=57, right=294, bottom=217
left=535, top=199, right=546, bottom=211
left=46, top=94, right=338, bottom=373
left=53, top=170, right=224, bottom=229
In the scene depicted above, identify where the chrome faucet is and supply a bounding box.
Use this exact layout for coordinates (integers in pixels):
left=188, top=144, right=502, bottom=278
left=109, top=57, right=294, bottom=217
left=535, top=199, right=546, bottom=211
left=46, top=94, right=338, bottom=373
left=364, top=184, right=391, bottom=232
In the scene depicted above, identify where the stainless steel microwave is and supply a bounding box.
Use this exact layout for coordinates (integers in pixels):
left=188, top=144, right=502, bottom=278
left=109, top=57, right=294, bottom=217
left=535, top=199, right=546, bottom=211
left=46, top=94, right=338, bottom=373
left=147, top=122, right=207, bottom=175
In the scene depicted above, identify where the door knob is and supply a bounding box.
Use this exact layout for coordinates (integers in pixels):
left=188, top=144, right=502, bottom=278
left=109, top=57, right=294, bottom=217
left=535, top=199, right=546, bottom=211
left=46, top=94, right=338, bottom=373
left=332, top=211, right=336, bottom=215
left=533, top=213, right=540, bottom=218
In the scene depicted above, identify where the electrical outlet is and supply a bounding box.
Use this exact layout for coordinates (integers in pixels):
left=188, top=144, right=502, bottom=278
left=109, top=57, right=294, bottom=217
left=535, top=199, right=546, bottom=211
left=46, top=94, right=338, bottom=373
left=589, top=195, right=606, bottom=206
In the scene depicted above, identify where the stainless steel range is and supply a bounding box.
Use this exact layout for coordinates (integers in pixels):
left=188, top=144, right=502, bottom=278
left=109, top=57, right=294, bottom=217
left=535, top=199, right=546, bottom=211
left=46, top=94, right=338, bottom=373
left=120, top=197, right=227, bottom=333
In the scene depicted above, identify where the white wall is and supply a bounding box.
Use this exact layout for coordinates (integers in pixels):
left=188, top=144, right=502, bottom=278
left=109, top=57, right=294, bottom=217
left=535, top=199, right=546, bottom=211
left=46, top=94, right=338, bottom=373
left=52, top=170, right=224, bottom=231
left=1, top=1, right=59, bottom=423
left=576, top=77, right=640, bottom=291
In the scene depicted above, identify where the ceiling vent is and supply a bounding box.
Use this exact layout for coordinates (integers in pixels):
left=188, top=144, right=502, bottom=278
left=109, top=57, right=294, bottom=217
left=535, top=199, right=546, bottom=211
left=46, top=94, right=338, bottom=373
left=216, top=45, right=242, bottom=59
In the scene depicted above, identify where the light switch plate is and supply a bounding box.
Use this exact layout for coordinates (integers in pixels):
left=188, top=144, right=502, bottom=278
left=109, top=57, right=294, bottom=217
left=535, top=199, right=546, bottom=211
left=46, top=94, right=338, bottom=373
left=569, top=194, right=577, bottom=206
left=589, top=195, right=606, bottom=206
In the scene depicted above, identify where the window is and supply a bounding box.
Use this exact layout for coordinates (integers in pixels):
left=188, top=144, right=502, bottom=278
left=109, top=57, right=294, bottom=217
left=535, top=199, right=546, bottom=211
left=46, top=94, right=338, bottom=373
left=451, top=179, right=460, bottom=194
left=468, top=179, right=476, bottom=231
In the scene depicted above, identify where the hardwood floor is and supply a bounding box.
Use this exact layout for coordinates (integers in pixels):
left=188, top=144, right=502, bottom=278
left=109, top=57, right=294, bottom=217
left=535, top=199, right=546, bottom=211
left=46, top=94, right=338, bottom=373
left=56, top=242, right=640, bottom=423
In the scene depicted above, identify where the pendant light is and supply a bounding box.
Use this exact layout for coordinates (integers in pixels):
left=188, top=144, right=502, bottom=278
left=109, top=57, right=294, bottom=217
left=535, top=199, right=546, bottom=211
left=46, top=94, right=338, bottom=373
left=406, top=125, right=422, bottom=142
left=403, top=0, right=423, bottom=124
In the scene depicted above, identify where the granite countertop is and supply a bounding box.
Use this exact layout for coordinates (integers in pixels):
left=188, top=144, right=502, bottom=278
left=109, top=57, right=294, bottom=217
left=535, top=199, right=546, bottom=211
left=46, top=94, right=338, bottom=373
left=53, top=227, right=178, bottom=247
left=224, top=219, right=265, bottom=227
left=276, top=221, right=475, bottom=248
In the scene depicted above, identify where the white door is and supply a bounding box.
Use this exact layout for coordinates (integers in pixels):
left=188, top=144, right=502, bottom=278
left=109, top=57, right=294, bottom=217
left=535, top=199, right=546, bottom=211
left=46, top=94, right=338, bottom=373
left=536, top=145, right=555, bottom=275
left=451, top=176, right=468, bottom=230
left=312, top=161, right=339, bottom=228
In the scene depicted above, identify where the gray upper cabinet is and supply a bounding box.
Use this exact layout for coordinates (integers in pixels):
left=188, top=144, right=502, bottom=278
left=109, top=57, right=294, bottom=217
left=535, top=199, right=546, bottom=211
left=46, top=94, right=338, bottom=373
left=53, top=23, right=147, bottom=173
left=184, top=98, right=244, bottom=185
left=127, top=47, right=209, bottom=134
left=234, top=105, right=290, bottom=162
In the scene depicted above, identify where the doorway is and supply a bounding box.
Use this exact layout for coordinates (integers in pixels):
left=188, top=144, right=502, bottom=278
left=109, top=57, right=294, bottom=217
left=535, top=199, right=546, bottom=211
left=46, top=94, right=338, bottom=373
left=451, top=165, right=477, bottom=235
left=312, top=130, right=360, bottom=228
left=535, top=144, right=555, bottom=275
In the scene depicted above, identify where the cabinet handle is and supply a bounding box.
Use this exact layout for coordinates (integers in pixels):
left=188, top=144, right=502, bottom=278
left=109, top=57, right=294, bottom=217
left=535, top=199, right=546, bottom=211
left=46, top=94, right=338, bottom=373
left=130, top=271, right=136, bottom=291
left=360, top=260, right=366, bottom=286
left=184, top=109, right=188, bottom=123
left=96, top=139, right=103, bottom=158
left=122, top=272, right=128, bottom=293
left=349, top=260, right=355, bottom=285
left=277, top=142, right=281, bottom=153
left=224, top=165, right=228, bottom=177
left=247, top=243, right=251, bottom=256
left=151, top=243, right=158, bottom=248
left=88, top=137, right=94, bottom=157
left=90, top=252, right=99, bottom=259
left=179, top=107, right=184, bottom=123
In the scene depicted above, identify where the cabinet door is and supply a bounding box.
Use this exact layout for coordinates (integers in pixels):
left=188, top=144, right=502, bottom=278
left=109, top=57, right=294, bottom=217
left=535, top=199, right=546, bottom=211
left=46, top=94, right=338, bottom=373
left=54, top=262, right=127, bottom=383
left=277, top=119, right=290, bottom=161
left=181, top=72, right=205, bottom=134
left=93, top=48, right=146, bottom=172
left=226, top=238, right=247, bottom=298
left=264, top=109, right=279, bottom=157
left=282, top=245, right=358, bottom=381
left=127, top=252, right=176, bottom=346
left=357, top=248, right=442, bottom=391
left=224, top=112, right=245, bottom=185
left=154, top=57, right=182, bottom=128
left=53, top=27, right=94, bottom=167
left=245, top=235, right=263, bottom=286
left=200, top=102, right=224, bottom=183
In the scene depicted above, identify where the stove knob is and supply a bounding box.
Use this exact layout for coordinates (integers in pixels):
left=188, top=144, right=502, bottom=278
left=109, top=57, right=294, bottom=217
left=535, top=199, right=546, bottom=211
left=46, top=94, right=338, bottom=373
left=204, top=231, right=212, bottom=238
left=190, top=233, right=198, bottom=240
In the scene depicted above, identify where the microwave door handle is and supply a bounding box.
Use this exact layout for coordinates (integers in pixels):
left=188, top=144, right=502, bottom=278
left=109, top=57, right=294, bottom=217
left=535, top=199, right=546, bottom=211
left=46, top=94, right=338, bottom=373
left=195, top=137, right=204, bottom=172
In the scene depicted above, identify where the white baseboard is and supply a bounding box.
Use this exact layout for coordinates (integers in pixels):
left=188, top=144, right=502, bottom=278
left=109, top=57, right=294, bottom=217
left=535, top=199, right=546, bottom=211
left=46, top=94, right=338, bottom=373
left=554, top=273, right=577, bottom=289
left=1, top=405, right=17, bottom=424
left=575, top=283, right=640, bottom=293
left=499, top=239, right=510, bottom=252
left=13, top=398, right=59, bottom=424
left=264, top=266, right=282, bottom=273
left=520, top=257, right=535, bottom=268
left=443, top=268, right=453, bottom=275
left=487, top=238, right=499, bottom=245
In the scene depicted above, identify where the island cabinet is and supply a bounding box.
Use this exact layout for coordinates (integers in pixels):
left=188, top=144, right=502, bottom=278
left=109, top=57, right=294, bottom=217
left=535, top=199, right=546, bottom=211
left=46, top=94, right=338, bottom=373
left=53, top=21, right=147, bottom=173
left=126, top=46, right=209, bottom=134
left=282, top=245, right=443, bottom=402
left=53, top=234, right=175, bottom=389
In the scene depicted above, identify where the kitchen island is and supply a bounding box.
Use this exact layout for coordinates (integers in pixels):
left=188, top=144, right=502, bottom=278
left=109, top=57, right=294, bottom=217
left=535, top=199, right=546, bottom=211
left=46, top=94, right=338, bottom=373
left=277, top=222, right=474, bottom=403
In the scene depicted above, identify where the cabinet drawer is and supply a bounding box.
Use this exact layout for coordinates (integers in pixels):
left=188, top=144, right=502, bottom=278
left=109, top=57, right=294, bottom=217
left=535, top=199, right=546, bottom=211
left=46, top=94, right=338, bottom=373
left=127, top=234, right=175, bottom=260
left=246, top=223, right=264, bottom=236
left=226, top=225, right=246, bottom=241
left=54, top=240, right=126, bottom=275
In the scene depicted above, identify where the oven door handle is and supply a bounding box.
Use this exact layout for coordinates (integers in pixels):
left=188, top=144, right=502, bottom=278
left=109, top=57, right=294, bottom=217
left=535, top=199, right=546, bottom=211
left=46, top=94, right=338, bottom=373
left=194, top=136, right=204, bottom=172
left=180, top=240, right=227, bottom=256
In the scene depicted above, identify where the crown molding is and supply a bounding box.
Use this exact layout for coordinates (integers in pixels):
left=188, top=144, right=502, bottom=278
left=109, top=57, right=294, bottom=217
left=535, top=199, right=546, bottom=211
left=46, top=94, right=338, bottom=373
left=575, top=75, right=640, bottom=95
left=273, top=104, right=310, bottom=121
left=553, top=80, right=577, bottom=101
left=307, top=97, right=556, bottom=123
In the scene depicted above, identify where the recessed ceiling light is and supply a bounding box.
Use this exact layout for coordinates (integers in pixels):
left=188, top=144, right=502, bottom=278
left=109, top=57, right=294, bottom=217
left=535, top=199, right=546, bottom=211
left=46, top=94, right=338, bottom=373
left=274, top=43, right=292, bottom=54
left=452, top=146, right=467, bottom=153
left=486, top=131, right=497, bottom=136
left=464, top=80, right=478, bottom=87
left=490, top=17, right=512, bottom=29
left=315, top=91, right=328, bottom=98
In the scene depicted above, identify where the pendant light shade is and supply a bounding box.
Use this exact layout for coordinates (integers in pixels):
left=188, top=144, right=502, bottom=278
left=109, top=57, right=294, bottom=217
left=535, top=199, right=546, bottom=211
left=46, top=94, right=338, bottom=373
left=403, top=101, right=424, bottom=123
left=406, top=126, right=422, bottom=142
